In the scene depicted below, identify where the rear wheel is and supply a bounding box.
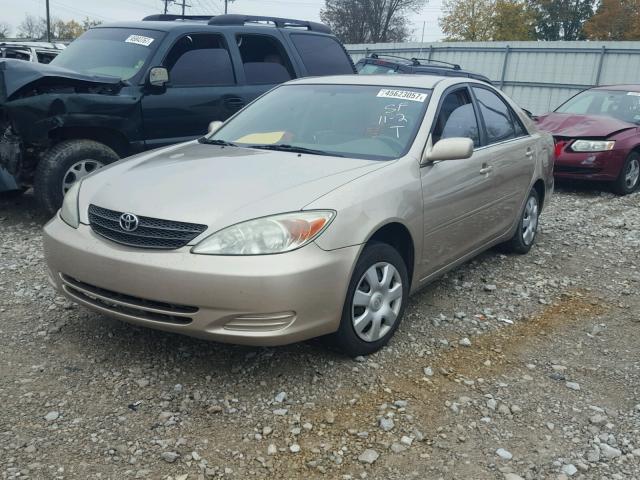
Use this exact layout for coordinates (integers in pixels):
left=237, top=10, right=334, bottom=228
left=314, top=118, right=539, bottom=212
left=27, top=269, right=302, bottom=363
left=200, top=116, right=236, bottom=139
left=502, top=188, right=540, bottom=254
left=612, top=152, right=640, bottom=195
left=35, top=140, right=118, bottom=215
left=327, top=242, right=409, bottom=357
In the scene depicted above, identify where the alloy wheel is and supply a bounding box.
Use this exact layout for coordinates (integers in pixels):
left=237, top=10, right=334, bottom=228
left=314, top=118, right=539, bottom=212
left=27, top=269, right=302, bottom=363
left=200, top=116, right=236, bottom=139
left=625, top=157, right=640, bottom=190
left=351, top=262, right=403, bottom=343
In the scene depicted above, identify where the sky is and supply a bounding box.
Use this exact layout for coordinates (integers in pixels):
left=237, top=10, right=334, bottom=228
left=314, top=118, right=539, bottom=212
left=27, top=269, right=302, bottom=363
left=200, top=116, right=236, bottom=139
left=3, top=0, right=445, bottom=42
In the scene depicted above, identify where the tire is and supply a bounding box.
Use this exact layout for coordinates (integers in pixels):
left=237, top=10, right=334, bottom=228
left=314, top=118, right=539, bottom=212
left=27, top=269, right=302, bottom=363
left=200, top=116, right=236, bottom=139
left=34, top=140, right=119, bottom=215
left=502, top=188, right=540, bottom=254
left=327, top=242, right=409, bottom=357
left=611, top=152, right=640, bottom=195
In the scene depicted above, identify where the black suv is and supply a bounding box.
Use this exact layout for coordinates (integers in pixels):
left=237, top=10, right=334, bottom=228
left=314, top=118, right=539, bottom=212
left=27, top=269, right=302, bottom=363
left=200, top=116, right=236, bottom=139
left=0, top=14, right=355, bottom=213
left=355, top=53, right=491, bottom=83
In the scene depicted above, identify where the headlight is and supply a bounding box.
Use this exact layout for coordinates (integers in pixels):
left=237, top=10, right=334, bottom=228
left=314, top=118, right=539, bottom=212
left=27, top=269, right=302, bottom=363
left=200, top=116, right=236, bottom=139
left=59, top=181, right=81, bottom=228
left=192, top=211, right=335, bottom=255
left=571, top=140, right=615, bottom=152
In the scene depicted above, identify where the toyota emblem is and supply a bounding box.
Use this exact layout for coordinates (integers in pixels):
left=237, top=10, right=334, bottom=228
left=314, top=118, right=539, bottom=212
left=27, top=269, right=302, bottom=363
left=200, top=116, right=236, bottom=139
left=119, top=213, right=139, bottom=232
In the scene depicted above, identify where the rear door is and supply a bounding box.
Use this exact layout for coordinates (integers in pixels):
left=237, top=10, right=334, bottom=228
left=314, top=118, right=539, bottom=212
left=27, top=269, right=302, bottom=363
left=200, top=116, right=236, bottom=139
left=471, top=85, right=536, bottom=234
left=231, top=32, right=297, bottom=109
left=419, top=85, right=497, bottom=277
left=141, top=33, right=243, bottom=148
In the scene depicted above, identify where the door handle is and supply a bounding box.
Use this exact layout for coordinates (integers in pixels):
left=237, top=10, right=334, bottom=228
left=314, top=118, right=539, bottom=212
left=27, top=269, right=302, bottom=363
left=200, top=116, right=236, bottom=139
left=479, top=164, right=493, bottom=175
left=525, top=148, right=534, bottom=158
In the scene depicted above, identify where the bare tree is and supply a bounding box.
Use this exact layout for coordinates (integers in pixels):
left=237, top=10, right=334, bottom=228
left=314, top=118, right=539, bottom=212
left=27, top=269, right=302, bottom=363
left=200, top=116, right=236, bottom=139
left=17, top=14, right=46, bottom=39
left=321, top=0, right=427, bottom=43
left=0, top=22, right=11, bottom=38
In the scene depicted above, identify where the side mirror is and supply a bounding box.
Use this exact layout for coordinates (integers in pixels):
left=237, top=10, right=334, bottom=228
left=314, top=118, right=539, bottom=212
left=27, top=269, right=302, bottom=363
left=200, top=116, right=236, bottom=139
left=148, top=66, right=169, bottom=87
left=208, top=120, right=223, bottom=134
left=423, top=137, right=474, bottom=163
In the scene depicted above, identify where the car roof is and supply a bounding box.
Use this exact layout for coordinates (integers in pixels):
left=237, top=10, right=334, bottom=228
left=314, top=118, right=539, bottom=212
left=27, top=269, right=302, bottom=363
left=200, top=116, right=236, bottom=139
left=289, top=74, right=464, bottom=89
left=592, top=84, right=640, bottom=92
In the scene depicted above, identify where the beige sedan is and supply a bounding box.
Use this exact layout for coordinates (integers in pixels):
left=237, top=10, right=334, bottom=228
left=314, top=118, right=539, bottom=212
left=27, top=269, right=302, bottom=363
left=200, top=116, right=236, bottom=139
left=43, top=75, right=554, bottom=356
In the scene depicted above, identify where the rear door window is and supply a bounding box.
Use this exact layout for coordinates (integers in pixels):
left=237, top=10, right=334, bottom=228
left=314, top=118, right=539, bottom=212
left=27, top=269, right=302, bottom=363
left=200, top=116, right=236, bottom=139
left=165, top=34, right=235, bottom=86
left=236, top=34, right=294, bottom=85
left=472, top=87, right=518, bottom=144
left=290, top=34, right=353, bottom=75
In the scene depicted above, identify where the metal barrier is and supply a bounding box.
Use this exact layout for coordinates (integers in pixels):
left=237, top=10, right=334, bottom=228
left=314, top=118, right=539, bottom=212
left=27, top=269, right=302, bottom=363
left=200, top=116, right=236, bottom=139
left=346, top=41, right=640, bottom=114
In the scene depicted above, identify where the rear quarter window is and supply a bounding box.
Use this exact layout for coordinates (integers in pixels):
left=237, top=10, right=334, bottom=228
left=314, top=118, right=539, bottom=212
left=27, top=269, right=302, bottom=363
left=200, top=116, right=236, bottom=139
left=290, top=34, right=354, bottom=75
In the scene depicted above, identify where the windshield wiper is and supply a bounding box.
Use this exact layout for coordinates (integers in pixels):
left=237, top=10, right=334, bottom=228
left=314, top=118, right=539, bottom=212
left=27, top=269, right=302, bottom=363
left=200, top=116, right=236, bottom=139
left=199, top=138, right=237, bottom=147
left=250, top=144, right=343, bottom=157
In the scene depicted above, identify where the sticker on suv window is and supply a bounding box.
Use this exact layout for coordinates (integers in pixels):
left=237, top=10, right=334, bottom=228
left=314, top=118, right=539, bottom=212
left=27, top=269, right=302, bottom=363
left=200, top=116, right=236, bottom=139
left=125, top=35, right=155, bottom=47
left=377, top=89, right=428, bottom=102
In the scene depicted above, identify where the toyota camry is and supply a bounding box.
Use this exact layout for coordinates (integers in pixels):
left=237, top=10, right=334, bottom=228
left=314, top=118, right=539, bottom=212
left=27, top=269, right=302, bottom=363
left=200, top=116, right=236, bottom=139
left=44, top=75, right=554, bottom=356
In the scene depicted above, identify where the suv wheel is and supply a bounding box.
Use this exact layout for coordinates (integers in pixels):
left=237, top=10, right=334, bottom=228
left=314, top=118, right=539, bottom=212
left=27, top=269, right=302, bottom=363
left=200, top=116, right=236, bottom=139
left=612, top=152, right=640, bottom=195
left=328, top=242, right=409, bottom=356
left=35, top=140, right=119, bottom=215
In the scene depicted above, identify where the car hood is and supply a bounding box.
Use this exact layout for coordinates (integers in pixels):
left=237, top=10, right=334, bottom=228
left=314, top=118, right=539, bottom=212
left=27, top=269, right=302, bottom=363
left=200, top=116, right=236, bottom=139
left=0, top=58, right=122, bottom=102
left=536, top=112, right=635, bottom=138
left=79, top=141, right=389, bottom=232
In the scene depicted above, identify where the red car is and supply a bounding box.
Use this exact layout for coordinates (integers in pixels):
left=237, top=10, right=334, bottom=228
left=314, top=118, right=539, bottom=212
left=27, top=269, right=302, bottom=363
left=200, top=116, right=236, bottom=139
left=536, top=85, right=640, bottom=195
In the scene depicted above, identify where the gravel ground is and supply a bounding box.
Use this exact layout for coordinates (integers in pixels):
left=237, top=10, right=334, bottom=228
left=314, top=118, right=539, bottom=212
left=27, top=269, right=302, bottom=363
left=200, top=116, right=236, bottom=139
left=1, top=185, right=639, bottom=480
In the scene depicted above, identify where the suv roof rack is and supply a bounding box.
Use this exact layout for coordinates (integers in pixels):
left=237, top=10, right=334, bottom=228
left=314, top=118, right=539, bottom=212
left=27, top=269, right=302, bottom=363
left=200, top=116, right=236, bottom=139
left=208, top=14, right=332, bottom=34
left=410, top=57, right=461, bottom=70
left=142, top=14, right=214, bottom=22
left=368, top=53, right=461, bottom=70
left=369, top=53, right=415, bottom=65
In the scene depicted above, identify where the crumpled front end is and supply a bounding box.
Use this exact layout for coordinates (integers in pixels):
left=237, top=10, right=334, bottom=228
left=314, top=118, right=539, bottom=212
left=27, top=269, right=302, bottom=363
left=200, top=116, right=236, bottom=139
left=0, top=118, right=22, bottom=177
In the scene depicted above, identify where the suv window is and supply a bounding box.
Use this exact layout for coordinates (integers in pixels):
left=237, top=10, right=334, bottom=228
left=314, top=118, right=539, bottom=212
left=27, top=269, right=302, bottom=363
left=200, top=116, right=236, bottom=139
left=432, top=88, right=480, bottom=147
left=165, top=34, right=235, bottom=86
left=237, top=34, right=293, bottom=85
left=290, top=34, right=353, bottom=76
left=472, top=87, right=517, bottom=144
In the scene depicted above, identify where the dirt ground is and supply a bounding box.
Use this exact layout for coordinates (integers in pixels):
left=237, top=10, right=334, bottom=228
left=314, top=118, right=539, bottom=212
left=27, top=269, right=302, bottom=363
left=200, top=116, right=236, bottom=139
left=1, top=184, right=639, bottom=480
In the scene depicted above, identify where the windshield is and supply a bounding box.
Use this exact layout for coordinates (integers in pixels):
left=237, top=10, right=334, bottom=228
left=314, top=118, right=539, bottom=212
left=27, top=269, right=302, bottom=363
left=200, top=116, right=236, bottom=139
left=357, top=62, right=398, bottom=75
left=556, top=89, right=640, bottom=125
left=51, top=28, right=164, bottom=81
left=208, top=84, right=431, bottom=160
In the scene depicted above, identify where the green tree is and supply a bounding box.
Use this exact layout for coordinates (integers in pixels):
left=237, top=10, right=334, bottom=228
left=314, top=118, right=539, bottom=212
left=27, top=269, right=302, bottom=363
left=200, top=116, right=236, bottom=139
left=440, top=0, right=495, bottom=41
left=321, top=0, right=428, bottom=44
left=584, top=0, right=640, bottom=40
left=493, top=0, right=536, bottom=40
left=527, top=0, right=594, bottom=40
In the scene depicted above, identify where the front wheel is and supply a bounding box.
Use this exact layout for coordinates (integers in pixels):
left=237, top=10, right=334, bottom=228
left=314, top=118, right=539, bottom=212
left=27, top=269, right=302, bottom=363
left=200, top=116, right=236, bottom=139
left=612, top=152, right=640, bottom=195
left=34, top=140, right=119, bottom=215
left=502, top=188, right=540, bottom=254
left=327, top=242, right=409, bottom=357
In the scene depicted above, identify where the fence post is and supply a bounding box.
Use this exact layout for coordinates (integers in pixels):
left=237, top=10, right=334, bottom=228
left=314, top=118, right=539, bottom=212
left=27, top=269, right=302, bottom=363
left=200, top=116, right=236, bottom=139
left=500, top=45, right=510, bottom=88
left=595, top=45, right=606, bottom=86
left=427, top=45, right=433, bottom=61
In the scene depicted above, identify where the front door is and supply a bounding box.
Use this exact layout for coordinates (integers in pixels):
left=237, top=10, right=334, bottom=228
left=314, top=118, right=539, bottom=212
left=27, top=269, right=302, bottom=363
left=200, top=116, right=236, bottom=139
left=141, top=33, right=245, bottom=148
left=419, top=86, right=497, bottom=278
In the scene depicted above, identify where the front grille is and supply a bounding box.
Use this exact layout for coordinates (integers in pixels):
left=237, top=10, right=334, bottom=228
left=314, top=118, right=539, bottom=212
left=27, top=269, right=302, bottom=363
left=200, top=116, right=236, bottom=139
left=60, top=274, right=196, bottom=325
left=88, top=204, right=207, bottom=249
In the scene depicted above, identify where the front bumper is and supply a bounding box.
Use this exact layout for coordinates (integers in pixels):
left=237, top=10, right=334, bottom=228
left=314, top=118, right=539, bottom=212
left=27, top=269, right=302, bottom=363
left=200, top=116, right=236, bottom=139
left=43, top=216, right=360, bottom=346
left=554, top=148, right=625, bottom=181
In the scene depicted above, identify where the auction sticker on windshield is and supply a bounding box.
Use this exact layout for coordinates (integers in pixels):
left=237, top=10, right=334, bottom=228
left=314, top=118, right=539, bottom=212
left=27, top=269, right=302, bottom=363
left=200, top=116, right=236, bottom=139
left=377, top=89, right=428, bottom=102
left=125, top=35, right=155, bottom=47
